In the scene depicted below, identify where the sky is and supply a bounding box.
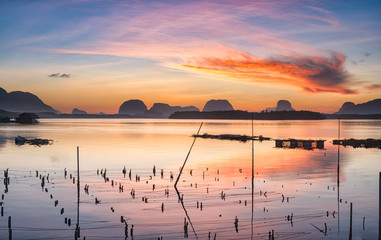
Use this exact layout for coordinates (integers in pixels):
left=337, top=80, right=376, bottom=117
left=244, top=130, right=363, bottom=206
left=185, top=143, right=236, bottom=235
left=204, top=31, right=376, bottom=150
left=0, top=0, right=380, bottom=114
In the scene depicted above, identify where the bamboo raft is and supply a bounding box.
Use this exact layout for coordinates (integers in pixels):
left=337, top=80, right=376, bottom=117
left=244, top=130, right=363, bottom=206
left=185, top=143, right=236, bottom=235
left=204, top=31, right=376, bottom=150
left=333, top=138, right=381, bottom=149
left=192, top=134, right=326, bottom=150
left=192, top=133, right=271, bottom=142
left=274, top=139, right=326, bottom=150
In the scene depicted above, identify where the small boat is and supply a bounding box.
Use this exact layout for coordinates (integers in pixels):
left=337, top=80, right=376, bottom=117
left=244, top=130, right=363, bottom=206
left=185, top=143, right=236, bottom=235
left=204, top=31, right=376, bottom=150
left=15, top=136, right=53, bottom=146
left=15, top=136, right=27, bottom=145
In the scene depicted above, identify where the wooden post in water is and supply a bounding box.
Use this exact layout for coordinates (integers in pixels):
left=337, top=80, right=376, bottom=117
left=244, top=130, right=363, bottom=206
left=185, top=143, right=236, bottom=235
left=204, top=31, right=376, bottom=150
left=379, top=172, right=381, bottom=240
left=8, top=216, right=11, bottom=240
left=337, top=118, right=341, bottom=233
left=349, top=202, right=353, bottom=240
left=251, top=112, right=254, bottom=240
left=76, top=146, right=80, bottom=238
left=175, top=122, right=203, bottom=188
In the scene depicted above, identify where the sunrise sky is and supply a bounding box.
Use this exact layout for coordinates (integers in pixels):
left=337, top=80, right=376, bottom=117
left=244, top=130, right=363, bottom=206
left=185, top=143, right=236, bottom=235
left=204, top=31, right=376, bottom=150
left=0, top=0, right=380, bottom=113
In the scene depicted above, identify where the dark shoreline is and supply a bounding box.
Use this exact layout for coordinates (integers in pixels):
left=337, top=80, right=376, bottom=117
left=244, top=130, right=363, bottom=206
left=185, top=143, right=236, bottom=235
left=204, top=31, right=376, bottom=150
left=169, top=110, right=381, bottom=120
left=2, top=109, right=381, bottom=120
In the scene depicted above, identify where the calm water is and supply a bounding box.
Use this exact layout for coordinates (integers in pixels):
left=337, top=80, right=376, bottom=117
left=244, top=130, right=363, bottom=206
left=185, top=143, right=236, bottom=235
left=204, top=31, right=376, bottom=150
left=0, top=119, right=380, bottom=240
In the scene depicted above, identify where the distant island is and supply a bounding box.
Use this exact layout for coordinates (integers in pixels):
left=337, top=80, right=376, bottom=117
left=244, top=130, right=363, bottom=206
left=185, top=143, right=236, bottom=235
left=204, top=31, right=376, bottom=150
left=149, top=103, right=199, bottom=117
left=0, top=87, right=58, bottom=113
left=1, top=86, right=381, bottom=120
left=118, top=100, right=199, bottom=118
left=72, top=108, right=87, bottom=115
left=0, top=112, right=39, bottom=124
left=336, top=99, right=381, bottom=114
left=265, top=100, right=295, bottom=112
left=202, top=99, right=234, bottom=112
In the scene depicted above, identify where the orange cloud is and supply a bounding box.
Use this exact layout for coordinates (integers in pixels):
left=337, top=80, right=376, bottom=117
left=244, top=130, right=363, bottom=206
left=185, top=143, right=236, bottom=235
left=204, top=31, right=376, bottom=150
left=183, top=51, right=357, bottom=94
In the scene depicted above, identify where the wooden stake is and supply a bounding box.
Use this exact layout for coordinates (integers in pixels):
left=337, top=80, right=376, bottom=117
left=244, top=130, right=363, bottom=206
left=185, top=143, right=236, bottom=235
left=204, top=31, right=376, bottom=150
left=76, top=146, right=80, bottom=235
left=349, top=202, right=353, bottom=240
left=379, top=172, right=381, bottom=239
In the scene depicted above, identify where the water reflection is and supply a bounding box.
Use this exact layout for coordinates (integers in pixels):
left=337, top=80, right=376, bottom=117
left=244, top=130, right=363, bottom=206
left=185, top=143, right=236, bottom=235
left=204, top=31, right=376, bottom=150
left=0, top=136, right=6, bottom=149
left=174, top=122, right=203, bottom=239
left=0, top=119, right=379, bottom=239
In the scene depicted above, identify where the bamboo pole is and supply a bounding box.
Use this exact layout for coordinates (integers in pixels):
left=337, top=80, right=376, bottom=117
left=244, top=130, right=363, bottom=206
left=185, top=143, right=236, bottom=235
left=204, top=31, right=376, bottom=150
left=337, top=118, right=341, bottom=233
left=251, top=112, right=254, bottom=240
left=349, top=202, right=352, bottom=240
left=174, top=122, right=203, bottom=187
left=174, top=122, right=203, bottom=239
left=379, top=172, right=381, bottom=240
left=76, top=146, right=80, bottom=238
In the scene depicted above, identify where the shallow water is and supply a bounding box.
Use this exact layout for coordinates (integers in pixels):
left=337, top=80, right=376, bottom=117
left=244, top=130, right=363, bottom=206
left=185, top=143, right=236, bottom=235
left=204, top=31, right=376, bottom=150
left=0, top=119, right=380, bottom=239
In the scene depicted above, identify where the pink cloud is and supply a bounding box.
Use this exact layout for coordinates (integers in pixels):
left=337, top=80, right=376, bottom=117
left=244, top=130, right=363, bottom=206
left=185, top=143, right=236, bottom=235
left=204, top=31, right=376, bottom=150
left=46, top=0, right=353, bottom=93
left=50, top=1, right=327, bottom=58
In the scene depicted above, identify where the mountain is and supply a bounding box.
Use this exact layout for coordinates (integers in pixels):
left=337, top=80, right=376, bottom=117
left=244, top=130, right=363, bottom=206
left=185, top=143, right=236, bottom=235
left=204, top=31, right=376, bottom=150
left=275, top=100, right=295, bottom=111
left=0, top=109, right=18, bottom=118
left=265, top=100, right=295, bottom=112
left=336, top=99, right=381, bottom=114
left=202, top=99, right=234, bottom=112
left=118, top=99, right=147, bottom=115
left=72, top=108, right=87, bottom=114
left=0, top=87, right=58, bottom=113
left=0, top=88, right=7, bottom=97
left=179, top=106, right=199, bottom=112
left=149, top=103, right=199, bottom=117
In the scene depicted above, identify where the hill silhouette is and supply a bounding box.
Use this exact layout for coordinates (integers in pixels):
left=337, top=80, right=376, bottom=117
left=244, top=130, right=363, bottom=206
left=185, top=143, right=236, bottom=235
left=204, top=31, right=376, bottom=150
left=118, top=99, right=147, bottom=115
left=202, top=99, right=234, bottom=112
left=265, top=100, right=295, bottom=112
left=0, top=87, right=57, bottom=113
left=72, top=108, right=87, bottom=114
left=149, top=103, right=199, bottom=117
left=336, top=99, right=381, bottom=114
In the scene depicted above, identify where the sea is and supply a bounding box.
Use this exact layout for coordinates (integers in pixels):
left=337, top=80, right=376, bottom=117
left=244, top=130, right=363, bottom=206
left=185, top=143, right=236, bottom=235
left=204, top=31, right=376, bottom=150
left=0, top=118, right=380, bottom=239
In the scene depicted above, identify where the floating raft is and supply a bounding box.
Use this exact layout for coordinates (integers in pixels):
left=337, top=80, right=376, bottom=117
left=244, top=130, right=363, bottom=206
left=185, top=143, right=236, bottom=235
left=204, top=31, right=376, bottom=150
left=15, top=136, right=53, bottom=146
left=274, top=139, right=325, bottom=150
left=333, top=138, right=381, bottom=149
left=192, top=133, right=270, bottom=142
